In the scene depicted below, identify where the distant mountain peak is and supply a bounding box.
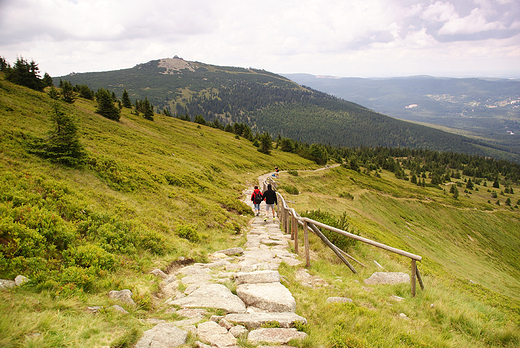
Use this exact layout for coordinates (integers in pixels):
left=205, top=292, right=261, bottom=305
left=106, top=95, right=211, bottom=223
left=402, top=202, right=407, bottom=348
left=158, top=57, right=196, bottom=74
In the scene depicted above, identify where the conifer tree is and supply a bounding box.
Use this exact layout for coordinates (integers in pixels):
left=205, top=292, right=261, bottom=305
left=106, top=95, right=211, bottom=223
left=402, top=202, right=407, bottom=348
left=143, top=97, right=154, bottom=121
left=194, top=114, right=206, bottom=125
left=121, top=89, right=132, bottom=108
left=96, top=88, right=120, bottom=121
left=34, top=104, right=86, bottom=167
left=42, top=72, right=53, bottom=87
left=61, top=81, right=75, bottom=103
left=258, top=132, right=273, bottom=155
left=4, top=57, right=44, bottom=91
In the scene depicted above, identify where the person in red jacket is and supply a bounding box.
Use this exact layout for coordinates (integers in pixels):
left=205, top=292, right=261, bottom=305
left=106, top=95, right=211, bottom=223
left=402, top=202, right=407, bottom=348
left=251, top=185, right=263, bottom=216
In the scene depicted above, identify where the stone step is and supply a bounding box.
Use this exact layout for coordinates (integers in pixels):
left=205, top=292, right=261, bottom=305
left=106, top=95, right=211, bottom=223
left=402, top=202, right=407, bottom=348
left=237, top=282, right=296, bottom=312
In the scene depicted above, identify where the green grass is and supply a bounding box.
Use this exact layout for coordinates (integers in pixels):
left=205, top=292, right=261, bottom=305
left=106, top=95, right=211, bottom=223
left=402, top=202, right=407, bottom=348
left=0, top=75, right=316, bottom=347
left=275, top=164, right=520, bottom=347
left=1, top=75, right=519, bottom=347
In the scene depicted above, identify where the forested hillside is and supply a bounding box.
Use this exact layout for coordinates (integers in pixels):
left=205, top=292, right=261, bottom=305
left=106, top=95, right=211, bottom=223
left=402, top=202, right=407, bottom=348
left=284, top=74, right=520, bottom=157
left=1, top=65, right=520, bottom=348
left=55, top=57, right=518, bottom=160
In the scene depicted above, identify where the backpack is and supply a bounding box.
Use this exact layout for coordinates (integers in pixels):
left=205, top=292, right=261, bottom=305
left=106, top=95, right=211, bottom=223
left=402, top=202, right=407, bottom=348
left=254, top=192, right=263, bottom=204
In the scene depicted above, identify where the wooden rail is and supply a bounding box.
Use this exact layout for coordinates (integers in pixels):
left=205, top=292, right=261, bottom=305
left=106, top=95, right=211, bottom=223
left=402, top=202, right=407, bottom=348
left=263, top=177, right=424, bottom=296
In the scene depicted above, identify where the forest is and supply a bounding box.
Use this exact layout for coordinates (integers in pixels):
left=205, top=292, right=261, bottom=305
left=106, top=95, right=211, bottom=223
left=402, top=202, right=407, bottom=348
left=3, top=55, right=519, bottom=185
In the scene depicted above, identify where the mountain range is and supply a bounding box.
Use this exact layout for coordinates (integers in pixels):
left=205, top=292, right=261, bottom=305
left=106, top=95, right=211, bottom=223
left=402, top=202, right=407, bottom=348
left=283, top=74, right=520, bottom=156
left=58, top=57, right=520, bottom=161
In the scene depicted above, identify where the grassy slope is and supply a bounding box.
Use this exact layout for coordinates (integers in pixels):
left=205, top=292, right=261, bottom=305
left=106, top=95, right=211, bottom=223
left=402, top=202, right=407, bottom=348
left=276, top=166, right=520, bottom=347
left=1, top=76, right=519, bottom=347
left=0, top=76, right=316, bottom=347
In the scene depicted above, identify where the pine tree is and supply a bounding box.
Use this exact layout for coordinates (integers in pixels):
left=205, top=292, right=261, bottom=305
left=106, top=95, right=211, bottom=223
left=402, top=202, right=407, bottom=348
left=451, top=185, right=459, bottom=199
left=143, top=97, right=154, bottom=121
left=35, top=104, right=86, bottom=166
left=42, top=72, right=53, bottom=87
left=258, top=132, right=273, bottom=155
left=61, top=81, right=75, bottom=103
left=194, top=114, right=206, bottom=125
left=4, top=57, right=44, bottom=91
left=96, top=88, right=120, bottom=121
left=122, top=89, right=132, bottom=108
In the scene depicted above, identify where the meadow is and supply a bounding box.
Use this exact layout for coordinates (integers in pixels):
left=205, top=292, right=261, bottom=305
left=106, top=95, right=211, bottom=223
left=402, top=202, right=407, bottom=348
left=275, top=163, right=520, bottom=347
left=1, top=74, right=519, bottom=347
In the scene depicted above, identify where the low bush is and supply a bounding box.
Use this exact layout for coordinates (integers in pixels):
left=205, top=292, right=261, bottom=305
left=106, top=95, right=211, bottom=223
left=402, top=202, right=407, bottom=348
left=339, top=192, right=354, bottom=200
left=175, top=224, right=201, bottom=243
left=280, top=185, right=299, bottom=195
left=301, top=210, right=357, bottom=252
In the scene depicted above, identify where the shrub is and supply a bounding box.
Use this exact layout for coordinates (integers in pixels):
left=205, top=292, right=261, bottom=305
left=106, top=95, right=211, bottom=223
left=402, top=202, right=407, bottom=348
left=59, top=266, right=96, bottom=292
left=281, top=185, right=299, bottom=195
left=287, top=170, right=298, bottom=176
left=175, top=224, right=201, bottom=243
left=302, top=210, right=357, bottom=252
left=339, top=192, right=354, bottom=200
left=62, top=244, right=117, bottom=271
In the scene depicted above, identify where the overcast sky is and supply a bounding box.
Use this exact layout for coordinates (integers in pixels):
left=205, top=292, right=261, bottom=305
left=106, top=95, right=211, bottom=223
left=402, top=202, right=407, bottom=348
left=1, top=0, right=519, bottom=78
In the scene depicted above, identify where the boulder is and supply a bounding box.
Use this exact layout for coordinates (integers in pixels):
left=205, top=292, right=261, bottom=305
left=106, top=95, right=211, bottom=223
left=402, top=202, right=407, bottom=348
left=108, top=289, right=136, bottom=305
left=237, top=282, right=295, bottom=312
left=15, top=275, right=29, bottom=286
left=197, top=321, right=237, bottom=347
left=217, top=247, right=244, bottom=256
left=135, top=323, right=187, bottom=348
left=0, top=279, right=15, bottom=290
left=234, top=270, right=280, bottom=285
left=150, top=269, right=168, bottom=279
left=229, top=324, right=248, bottom=338
left=364, top=272, right=410, bottom=285
left=172, top=284, right=247, bottom=313
left=248, top=328, right=307, bottom=344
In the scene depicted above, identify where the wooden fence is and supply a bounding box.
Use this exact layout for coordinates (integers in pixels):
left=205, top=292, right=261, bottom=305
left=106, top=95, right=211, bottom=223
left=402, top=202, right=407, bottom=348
left=262, top=176, right=424, bottom=296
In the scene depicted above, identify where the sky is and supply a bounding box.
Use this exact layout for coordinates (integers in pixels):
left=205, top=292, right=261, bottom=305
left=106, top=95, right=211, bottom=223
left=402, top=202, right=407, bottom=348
left=1, top=0, right=519, bottom=78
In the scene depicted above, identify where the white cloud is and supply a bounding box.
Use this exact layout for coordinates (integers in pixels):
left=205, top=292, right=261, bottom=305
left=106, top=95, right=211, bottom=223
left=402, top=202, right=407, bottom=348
left=421, top=1, right=457, bottom=22
left=0, top=0, right=518, bottom=77
left=438, top=7, right=505, bottom=35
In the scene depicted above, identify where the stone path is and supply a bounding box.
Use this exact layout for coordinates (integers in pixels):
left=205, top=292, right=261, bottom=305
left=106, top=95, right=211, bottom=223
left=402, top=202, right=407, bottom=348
left=136, top=185, right=308, bottom=347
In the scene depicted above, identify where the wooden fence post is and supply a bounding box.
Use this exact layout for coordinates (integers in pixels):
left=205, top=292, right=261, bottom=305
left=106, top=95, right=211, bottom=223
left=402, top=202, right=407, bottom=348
left=294, top=214, right=299, bottom=254
left=304, top=220, right=310, bottom=268
left=291, top=213, right=295, bottom=240
left=411, top=259, right=417, bottom=297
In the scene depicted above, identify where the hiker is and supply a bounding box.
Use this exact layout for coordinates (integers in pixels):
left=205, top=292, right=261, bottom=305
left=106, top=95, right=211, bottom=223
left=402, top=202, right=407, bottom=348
left=262, top=183, right=278, bottom=221
left=251, top=185, right=263, bottom=216
left=275, top=166, right=279, bottom=178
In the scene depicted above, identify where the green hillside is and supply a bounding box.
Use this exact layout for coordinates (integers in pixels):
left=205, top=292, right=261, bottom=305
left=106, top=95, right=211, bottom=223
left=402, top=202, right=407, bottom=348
left=275, top=165, right=520, bottom=347
left=57, top=57, right=515, bottom=160
left=284, top=74, right=520, bottom=157
left=1, top=74, right=519, bottom=347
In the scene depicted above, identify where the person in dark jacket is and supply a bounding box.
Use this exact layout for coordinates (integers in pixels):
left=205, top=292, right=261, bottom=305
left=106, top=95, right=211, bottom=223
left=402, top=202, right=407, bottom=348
left=251, top=185, right=263, bottom=216
left=262, top=184, right=277, bottom=221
